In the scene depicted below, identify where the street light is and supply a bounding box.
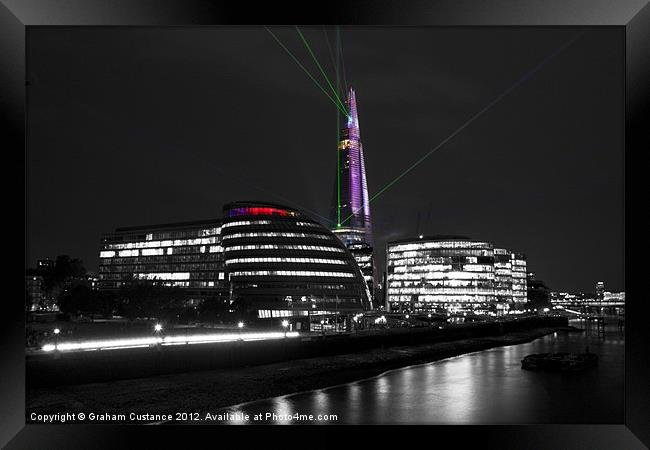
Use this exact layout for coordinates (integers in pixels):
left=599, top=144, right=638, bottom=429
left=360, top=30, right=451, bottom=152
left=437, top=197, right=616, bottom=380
left=153, top=323, right=164, bottom=348
left=53, top=328, right=60, bottom=350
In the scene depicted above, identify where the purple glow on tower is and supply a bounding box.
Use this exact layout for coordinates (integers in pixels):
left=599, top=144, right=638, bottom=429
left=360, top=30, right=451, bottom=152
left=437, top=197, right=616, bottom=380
left=331, top=88, right=372, bottom=246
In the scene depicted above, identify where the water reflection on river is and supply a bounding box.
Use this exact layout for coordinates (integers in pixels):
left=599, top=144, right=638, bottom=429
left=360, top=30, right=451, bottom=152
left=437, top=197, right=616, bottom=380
left=221, top=321, right=624, bottom=424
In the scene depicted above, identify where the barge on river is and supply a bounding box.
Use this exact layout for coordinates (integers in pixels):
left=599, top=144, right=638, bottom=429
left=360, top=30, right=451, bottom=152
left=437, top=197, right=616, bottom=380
left=521, top=352, right=598, bottom=372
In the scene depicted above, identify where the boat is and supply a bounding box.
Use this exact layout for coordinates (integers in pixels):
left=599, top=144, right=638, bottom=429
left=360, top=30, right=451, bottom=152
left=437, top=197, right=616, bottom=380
left=521, top=352, right=598, bottom=372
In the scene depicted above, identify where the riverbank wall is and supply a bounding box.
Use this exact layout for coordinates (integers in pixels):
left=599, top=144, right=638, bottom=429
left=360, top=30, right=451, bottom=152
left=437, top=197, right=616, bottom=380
left=27, top=316, right=567, bottom=388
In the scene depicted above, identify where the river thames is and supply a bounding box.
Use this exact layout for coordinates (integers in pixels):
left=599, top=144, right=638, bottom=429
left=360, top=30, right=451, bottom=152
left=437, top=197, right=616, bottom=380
left=219, top=320, right=624, bottom=424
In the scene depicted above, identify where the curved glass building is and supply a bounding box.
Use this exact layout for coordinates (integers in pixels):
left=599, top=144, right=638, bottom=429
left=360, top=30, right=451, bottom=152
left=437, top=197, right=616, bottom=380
left=222, top=201, right=371, bottom=330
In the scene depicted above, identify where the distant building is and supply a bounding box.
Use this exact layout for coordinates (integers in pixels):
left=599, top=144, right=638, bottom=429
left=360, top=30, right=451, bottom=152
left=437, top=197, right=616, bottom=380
left=603, top=291, right=625, bottom=305
left=550, top=291, right=589, bottom=307
left=63, top=274, right=99, bottom=292
left=98, top=219, right=228, bottom=302
left=25, top=275, right=45, bottom=311
left=222, top=201, right=371, bottom=331
left=550, top=289, right=624, bottom=309
left=595, top=281, right=605, bottom=302
left=526, top=272, right=550, bottom=308
left=37, top=259, right=54, bottom=271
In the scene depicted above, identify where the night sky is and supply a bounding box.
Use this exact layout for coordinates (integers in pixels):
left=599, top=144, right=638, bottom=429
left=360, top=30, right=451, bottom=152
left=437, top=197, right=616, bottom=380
left=26, top=27, right=624, bottom=293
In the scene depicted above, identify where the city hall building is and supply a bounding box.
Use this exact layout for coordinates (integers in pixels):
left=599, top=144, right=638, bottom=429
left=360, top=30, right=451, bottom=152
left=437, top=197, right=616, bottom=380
left=222, top=201, right=371, bottom=330
left=386, top=236, right=528, bottom=314
left=98, top=219, right=228, bottom=302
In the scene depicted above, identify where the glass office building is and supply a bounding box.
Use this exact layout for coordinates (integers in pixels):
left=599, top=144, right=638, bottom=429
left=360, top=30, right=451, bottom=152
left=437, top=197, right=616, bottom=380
left=347, top=243, right=377, bottom=308
left=494, top=248, right=513, bottom=313
left=386, top=236, right=496, bottom=314
left=511, top=252, right=528, bottom=304
left=222, top=201, right=371, bottom=330
left=98, top=219, right=228, bottom=301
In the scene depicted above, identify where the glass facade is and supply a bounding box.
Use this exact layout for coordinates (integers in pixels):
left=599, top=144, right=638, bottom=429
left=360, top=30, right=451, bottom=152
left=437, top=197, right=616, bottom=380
left=494, top=248, right=513, bottom=311
left=222, top=201, right=371, bottom=327
left=98, top=219, right=228, bottom=300
left=331, top=88, right=372, bottom=240
left=330, top=88, right=376, bottom=307
left=386, top=237, right=529, bottom=314
left=511, top=252, right=528, bottom=304
left=386, top=237, right=496, bottom=313
left=347, top=243, right=377, bottom=308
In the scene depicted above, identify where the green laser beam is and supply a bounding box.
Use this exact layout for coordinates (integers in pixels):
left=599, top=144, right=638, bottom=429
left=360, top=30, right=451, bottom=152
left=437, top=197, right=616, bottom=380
left=322, top=28, right=343, bottom=99
left=295, top=26, right=349, bottom=116
left=337, top=27, right=349, bottom=95
left=338, top=31, right=585, bottom=227
left=265, top=26, right=351, bottom=119
left=336, top=43, right=341, bottom=226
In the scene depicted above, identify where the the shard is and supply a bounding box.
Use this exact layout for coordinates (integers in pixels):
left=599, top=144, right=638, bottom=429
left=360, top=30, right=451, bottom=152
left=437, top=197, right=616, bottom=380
left=331, top=87, right=372, bottom=246
left=331, top=88, right=376, bottom=308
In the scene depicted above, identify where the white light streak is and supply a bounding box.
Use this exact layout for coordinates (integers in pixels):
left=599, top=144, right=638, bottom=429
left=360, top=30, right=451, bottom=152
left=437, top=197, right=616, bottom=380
left=40, top=331, right=300, bottom=353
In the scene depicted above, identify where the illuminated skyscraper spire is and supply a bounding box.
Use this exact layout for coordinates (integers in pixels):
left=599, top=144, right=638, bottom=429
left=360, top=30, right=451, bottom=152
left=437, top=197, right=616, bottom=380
left=331, top=87, right=372, bottom=246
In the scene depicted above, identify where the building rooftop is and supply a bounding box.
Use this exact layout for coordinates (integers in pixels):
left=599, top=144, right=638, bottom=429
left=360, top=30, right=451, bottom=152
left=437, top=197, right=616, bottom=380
left=114, top=218, right=221, bottom=233
left=388, top=235, right=474, bottom=245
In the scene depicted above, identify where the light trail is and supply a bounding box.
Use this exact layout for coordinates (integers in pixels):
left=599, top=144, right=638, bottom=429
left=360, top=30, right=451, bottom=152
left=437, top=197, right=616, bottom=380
left=339, top=31, right=586, bottom=226
left=41, top=331, right=301, bottom=353
left=264, top=26, right=351, bottom=119
left=295, top=26, right=349, bottom=116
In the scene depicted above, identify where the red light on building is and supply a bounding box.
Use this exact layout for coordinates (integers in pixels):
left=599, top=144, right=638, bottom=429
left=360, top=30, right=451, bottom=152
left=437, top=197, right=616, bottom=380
left=229, top=207, right=295, bottom=217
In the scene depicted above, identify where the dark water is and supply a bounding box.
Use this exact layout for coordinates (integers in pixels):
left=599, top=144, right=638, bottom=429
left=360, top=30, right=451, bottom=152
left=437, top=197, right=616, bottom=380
left=220, top=320, right=624, bottom=424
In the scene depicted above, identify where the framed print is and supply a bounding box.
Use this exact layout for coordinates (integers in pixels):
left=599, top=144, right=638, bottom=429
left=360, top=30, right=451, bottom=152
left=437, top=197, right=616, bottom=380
left=3, top=0, right=648, bottom=448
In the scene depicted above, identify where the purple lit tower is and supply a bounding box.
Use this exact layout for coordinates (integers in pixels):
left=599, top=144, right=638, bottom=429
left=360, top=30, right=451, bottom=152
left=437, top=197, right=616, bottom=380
left=331, top=87, right=372, bottom=246
left=331, top=88, right=376, bottom=307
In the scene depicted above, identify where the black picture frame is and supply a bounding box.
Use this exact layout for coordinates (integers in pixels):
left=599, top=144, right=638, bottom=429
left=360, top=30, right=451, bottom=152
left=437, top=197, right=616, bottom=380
left=4, top=0, right=647, bottom=448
